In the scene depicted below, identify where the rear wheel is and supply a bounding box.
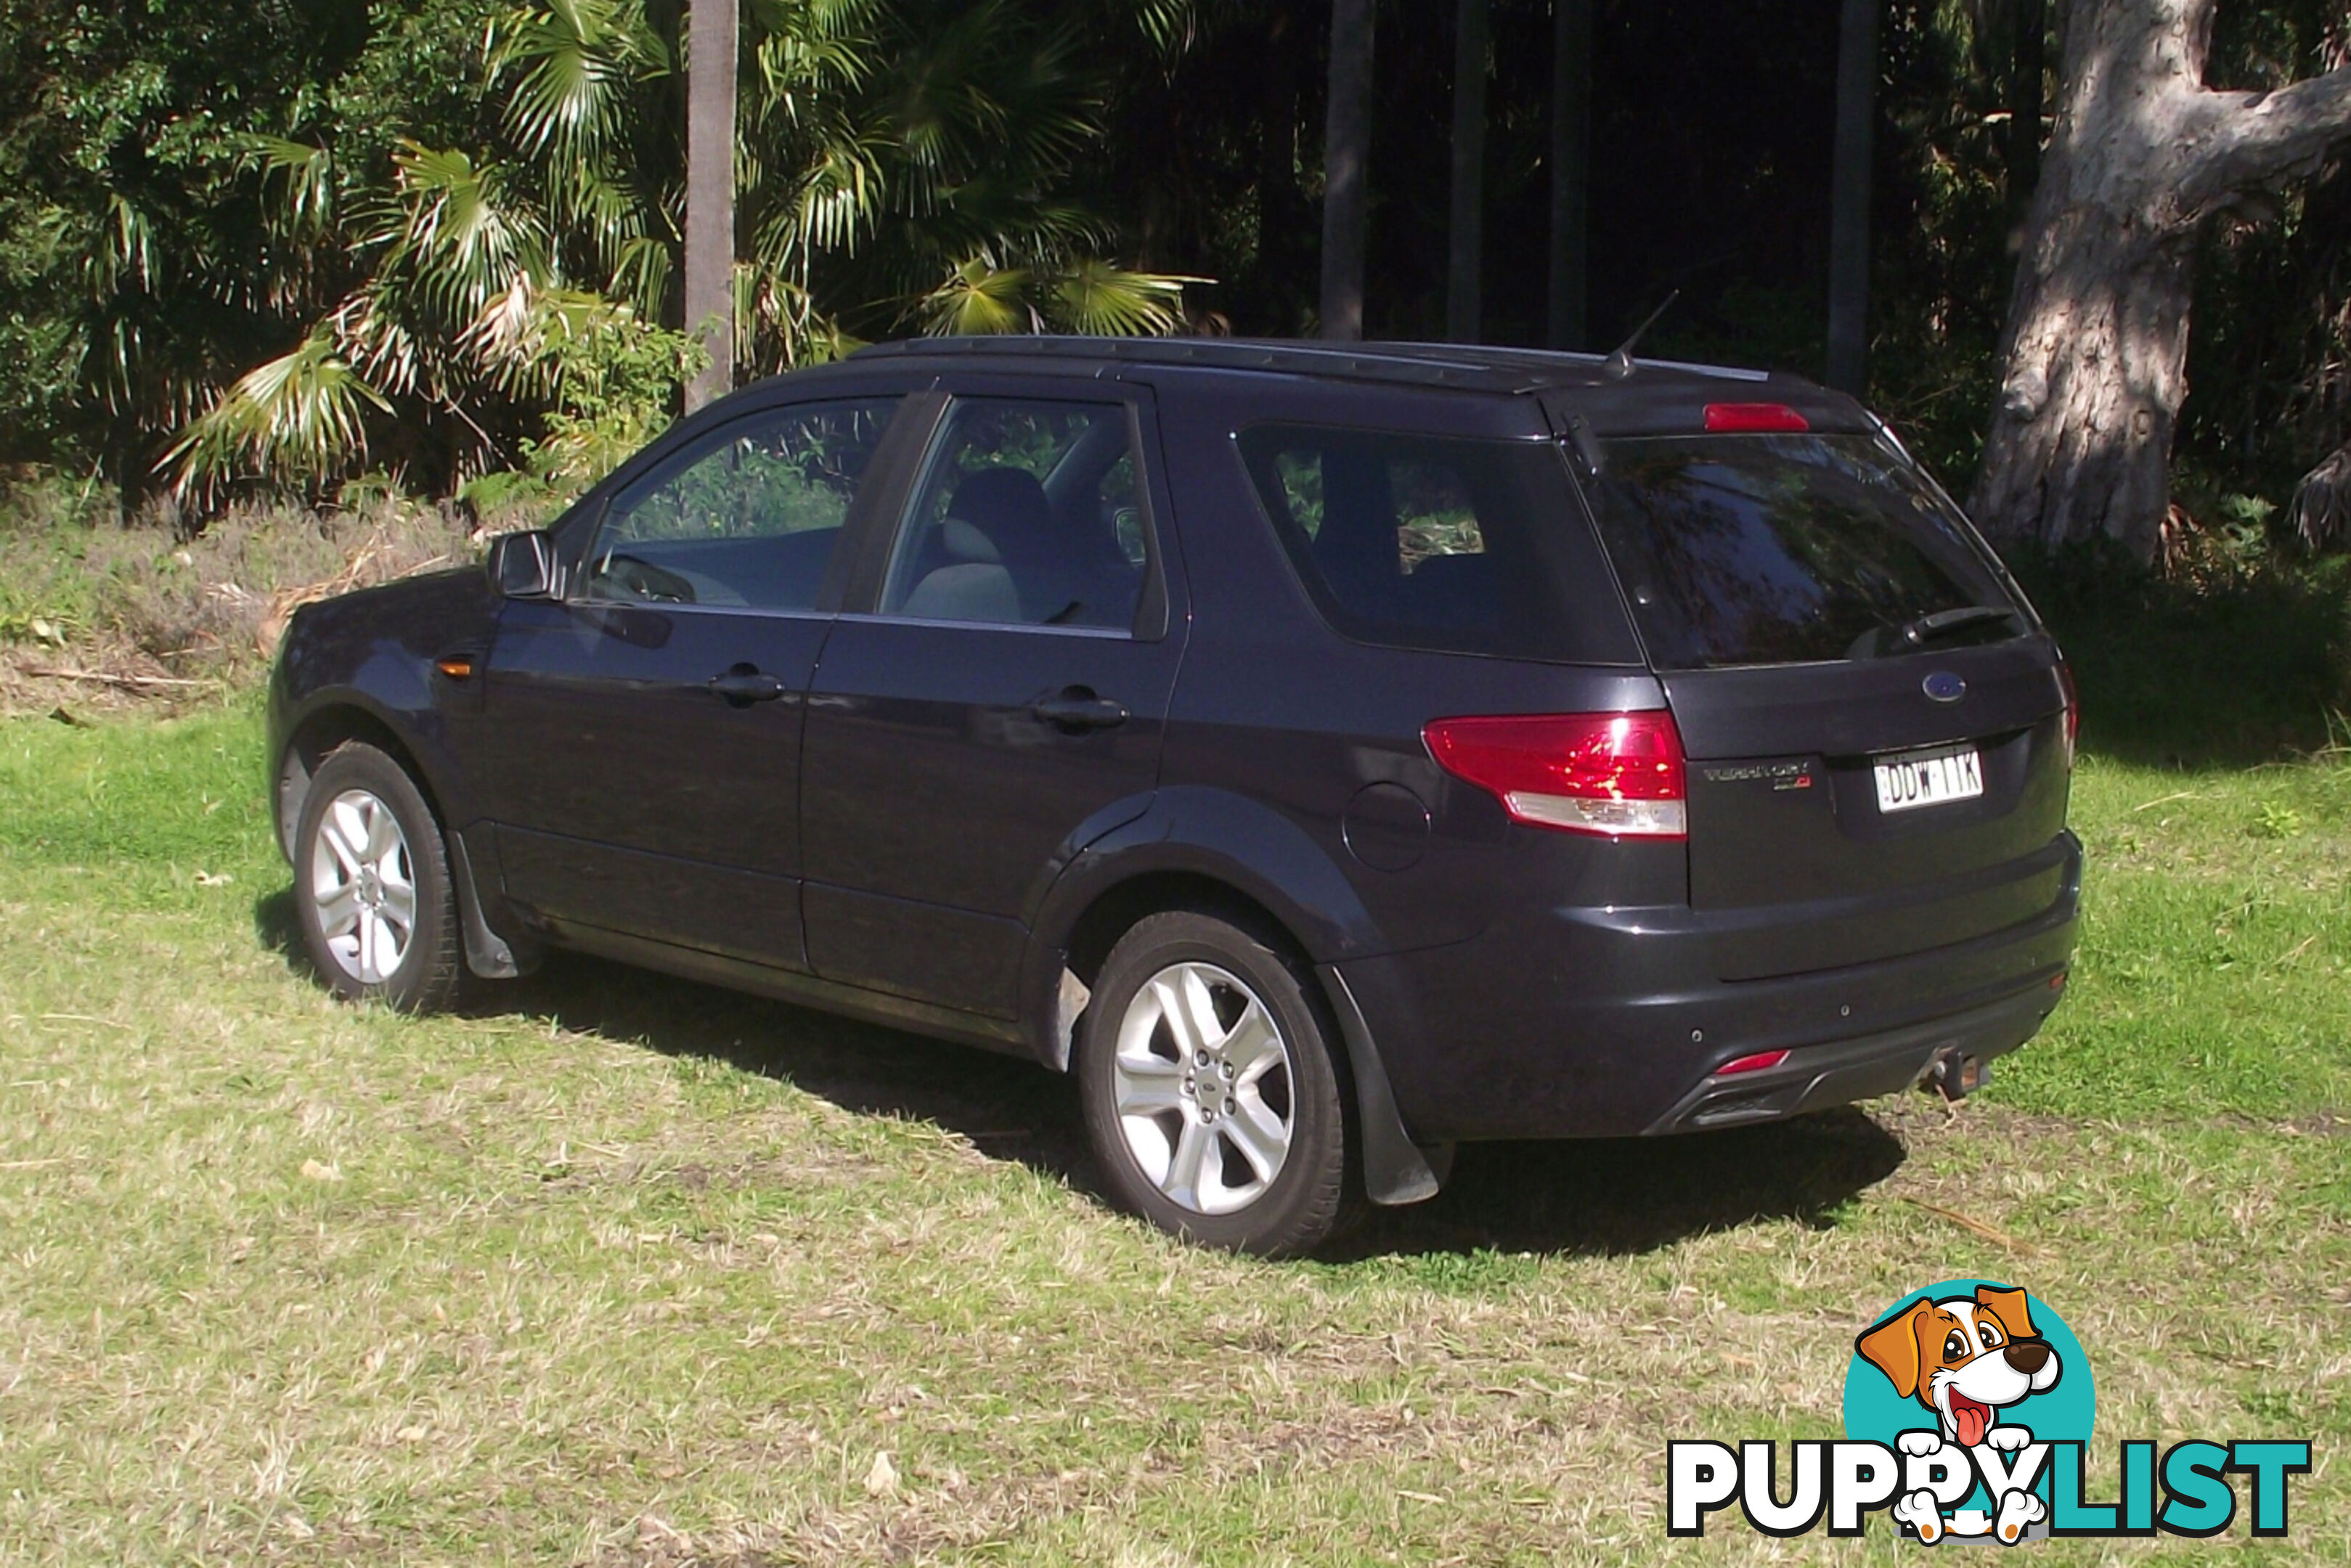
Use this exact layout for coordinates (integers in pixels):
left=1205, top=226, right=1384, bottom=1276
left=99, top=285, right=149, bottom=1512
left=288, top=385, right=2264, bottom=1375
left=293, top=743, right=463, bottom=1014
left=1077, top=912, right=1352, bottom=1256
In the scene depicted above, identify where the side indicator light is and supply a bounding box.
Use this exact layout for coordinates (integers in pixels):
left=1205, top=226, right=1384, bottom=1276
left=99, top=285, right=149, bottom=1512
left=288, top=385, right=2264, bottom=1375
left=436, top=655, right=476, bottom=681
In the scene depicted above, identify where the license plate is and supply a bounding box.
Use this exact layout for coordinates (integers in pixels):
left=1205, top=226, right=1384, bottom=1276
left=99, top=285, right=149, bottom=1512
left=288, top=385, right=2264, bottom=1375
left=1873, top=746, right=1984, bottom=814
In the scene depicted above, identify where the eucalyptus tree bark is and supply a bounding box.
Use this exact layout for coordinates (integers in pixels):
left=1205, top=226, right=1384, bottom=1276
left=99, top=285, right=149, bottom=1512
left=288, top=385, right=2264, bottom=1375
left=1446, top=0, right=1489, bottom=343
left=1320, top=0, right=1376, bottom=341
left=1973, top=0, right=2351, bottom=559
left=1826, top=0, right=1879, bottom=395
left=683, top=0, right=736, bottom=411
left=1547, top=0, right=1591, bottom=351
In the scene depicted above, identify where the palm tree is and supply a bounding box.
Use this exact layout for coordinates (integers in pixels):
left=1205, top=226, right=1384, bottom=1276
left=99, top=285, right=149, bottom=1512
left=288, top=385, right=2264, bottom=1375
left=1826, top=0, right=1878, bottom=394
left=683, top=0, right=737, bottom=410
left=172, top=0, right=1203, bottom=500
left=1446, top=0, right=1488, bottom=344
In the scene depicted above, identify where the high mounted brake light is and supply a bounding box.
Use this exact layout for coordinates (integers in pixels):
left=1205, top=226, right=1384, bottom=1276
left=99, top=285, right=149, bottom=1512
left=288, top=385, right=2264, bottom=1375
left=1703, top=403, right=1811, bottom=433
left=1423, top=711, right=1688, bottom=838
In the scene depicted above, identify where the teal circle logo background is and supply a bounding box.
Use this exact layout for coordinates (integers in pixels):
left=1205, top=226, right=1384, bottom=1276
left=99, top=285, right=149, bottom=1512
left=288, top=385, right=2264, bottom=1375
left=1843, top=1279, right=2096, bottom=1459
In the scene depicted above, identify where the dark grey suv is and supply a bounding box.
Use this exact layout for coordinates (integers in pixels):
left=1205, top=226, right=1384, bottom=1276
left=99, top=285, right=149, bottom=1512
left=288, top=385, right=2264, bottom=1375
left=268, top=336, right=2080, bottom=1254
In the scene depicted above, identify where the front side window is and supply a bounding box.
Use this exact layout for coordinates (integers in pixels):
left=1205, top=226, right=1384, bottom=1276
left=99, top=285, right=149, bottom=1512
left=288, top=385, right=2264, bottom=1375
left=584, top=398, right=899, bottom=611
left=879, top=399, right=1147, bottom=630
left=1236, top=424, right=1637, bottom=663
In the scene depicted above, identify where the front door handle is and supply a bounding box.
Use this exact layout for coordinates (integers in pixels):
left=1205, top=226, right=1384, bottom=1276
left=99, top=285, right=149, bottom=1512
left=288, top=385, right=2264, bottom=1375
left=709, top=665, right=786, bottom=706
left=1030, top=687, right=1129, bottom=731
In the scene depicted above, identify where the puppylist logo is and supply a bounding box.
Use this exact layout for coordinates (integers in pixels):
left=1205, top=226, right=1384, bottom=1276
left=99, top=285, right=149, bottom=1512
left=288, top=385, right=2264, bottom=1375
left=1668, top=1279, right=2312, bottom=1543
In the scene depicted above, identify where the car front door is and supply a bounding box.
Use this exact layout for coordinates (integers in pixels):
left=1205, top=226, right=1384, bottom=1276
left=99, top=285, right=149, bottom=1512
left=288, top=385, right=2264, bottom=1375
left=799, top=383, right=1188, bottom=1015
left=481, top=393, right=912, bottom=967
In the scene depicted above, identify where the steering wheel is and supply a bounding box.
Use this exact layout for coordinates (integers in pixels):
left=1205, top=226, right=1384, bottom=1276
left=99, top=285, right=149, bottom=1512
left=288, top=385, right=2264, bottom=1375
left=598, top=553, right=698, bottom=605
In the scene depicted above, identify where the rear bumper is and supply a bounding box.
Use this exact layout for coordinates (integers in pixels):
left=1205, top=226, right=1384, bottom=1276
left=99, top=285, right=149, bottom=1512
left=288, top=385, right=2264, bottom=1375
left=1639, top=981, right=2053, bottom=1132
left=1340, top=831, right=2081, bottom=1140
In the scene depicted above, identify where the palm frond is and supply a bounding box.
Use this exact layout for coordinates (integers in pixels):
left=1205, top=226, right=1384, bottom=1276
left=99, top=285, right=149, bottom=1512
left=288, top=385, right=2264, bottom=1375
left=249, top=136, right=338, bottom=240
left=1047, top=260, right=1199, bottom=336
left=166, top=332, right=391, bottom=498
left=916, top=257, right=1034, bottom=335
left=367, top=142, right=553, bottom=329
left=489, top=0, right=669, bottom=163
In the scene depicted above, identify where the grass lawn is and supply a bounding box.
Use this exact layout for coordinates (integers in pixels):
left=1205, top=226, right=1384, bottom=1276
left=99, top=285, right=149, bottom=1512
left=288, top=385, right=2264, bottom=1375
left=1, top=690, right=2347, bottom=1564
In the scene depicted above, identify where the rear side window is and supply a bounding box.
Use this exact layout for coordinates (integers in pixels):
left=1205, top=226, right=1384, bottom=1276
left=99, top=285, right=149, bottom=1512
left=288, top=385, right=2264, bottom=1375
left=1236, top=425, right=1637, bottom=663
left=1581, top=434, right=2024, bottom=669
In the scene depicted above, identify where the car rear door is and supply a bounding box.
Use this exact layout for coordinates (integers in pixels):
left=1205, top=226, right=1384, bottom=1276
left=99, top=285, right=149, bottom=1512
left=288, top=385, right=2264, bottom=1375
left=1573, top=422, right=2075, bottom=981
left=480, top=393, right=914, bottom=967
left=796, top=380, right=1187, bottom=1016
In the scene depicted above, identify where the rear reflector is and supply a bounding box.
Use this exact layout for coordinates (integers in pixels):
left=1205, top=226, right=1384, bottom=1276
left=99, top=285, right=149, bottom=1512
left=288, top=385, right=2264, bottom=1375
left=1703, top=402, right=1811, bottom=433
left=1716, top=1049, right=1790, bottom=1077
left=1423, top=711, right=1687, bottom=838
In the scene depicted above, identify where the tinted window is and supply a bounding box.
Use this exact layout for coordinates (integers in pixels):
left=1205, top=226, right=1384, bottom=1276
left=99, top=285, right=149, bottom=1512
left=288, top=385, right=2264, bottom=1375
left=1236, top=425, right=1637, bottom=663
left=586, top=398, right=898, bottom=610
left=1582, top=433, right=2023, bottom=669
left=879, top=399, right=1146, bottom=630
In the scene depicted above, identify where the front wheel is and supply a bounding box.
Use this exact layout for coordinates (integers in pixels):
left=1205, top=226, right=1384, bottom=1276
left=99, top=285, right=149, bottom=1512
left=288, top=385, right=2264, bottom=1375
left=1077, top=912, right=1353, bottom=1256
left=292, top=742, right=463, bottom=1014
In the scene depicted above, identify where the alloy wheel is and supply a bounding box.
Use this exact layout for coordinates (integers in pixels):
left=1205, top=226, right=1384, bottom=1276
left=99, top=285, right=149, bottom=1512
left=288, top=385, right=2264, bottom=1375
left=1110, top=961, right=1296, bottom=1214
left=309, top=788, right=417, bottom=985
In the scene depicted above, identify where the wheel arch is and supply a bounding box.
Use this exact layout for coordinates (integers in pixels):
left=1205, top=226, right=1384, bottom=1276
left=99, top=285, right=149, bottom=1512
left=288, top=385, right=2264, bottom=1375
left=274, top=699, right=446, bottom=863
left=1018, top=795, right=1447, bottom=1208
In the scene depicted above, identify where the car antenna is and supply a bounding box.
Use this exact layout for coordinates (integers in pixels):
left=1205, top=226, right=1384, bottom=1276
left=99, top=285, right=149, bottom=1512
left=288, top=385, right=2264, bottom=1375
left=1602, top=289, right=1680, bottom=380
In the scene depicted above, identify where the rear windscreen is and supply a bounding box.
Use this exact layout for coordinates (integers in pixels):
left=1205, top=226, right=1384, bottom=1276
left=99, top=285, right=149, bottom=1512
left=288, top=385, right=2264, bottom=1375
left=1581, top=433, right=2026, bottom=669
left=1236, top=425, right=1639, bottom=664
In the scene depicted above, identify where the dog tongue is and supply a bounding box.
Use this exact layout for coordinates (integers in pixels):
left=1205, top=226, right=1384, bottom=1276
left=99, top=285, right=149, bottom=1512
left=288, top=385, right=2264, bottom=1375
left=1954, top=1400, right=1989, bottom=1447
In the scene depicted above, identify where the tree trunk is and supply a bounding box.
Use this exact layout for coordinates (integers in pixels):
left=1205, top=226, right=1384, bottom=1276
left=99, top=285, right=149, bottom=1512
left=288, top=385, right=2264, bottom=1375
left=683, top=0, right=736, bottom=411
left=1446, top=0, right=1489, bottom=343
left=1826, top=0, right=1878, bottom=395
left=1320, top=0, right=1376, bottom=341
left=1547, top=0, right=1590, bottom=351
left=2007, top=0, right=2046, bottom=241
left=1973, top=0, right=2351, bottom=560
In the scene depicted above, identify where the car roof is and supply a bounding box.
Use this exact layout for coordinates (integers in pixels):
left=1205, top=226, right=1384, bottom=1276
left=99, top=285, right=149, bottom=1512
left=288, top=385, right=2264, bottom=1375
left=845, top=335, right=1874, bottom=435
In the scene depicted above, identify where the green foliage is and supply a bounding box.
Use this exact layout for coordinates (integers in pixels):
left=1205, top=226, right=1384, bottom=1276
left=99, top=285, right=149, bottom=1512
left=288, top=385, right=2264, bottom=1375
left=4, top=0, right=1199, bottom=507
left=460, top=293, right=708, bottom=515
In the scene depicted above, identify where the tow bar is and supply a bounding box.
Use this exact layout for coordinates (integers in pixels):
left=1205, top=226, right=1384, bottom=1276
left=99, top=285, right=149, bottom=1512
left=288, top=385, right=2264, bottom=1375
left=1926, top=1050, right=1987, bottom=1101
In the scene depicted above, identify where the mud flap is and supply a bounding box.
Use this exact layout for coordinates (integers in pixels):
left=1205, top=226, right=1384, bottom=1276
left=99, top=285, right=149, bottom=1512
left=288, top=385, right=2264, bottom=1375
left=1317, top=965, right=1451, bottom=1206
left=450, top=829, right=531, bottom=980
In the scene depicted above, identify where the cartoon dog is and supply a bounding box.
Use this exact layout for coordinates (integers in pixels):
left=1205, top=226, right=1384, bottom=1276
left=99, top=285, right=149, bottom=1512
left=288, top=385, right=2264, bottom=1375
left=1857, top=1285, right=2062, bottom=1544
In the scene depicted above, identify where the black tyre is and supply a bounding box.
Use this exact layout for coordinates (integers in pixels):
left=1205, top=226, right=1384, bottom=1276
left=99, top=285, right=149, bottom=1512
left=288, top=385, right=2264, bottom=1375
left=291, top=742, right=463, bottom=1014
left=1077, top=911, right=1353, bottom=1256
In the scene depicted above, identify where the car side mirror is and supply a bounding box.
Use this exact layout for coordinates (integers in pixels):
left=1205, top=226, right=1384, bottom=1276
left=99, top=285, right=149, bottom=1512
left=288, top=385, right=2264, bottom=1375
left=486, top=530, right=559, bottom=600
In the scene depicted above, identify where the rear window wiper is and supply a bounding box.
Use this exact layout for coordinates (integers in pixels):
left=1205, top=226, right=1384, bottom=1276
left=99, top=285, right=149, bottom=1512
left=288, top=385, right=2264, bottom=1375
left=1898, top=604, right=2016, bottom=648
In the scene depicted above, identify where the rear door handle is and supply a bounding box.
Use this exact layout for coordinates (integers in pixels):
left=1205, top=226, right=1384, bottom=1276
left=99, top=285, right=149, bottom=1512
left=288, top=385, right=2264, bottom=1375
left=709, top=665, right=786, bottom=706
left=1030, top=687, right=1129, bottom=731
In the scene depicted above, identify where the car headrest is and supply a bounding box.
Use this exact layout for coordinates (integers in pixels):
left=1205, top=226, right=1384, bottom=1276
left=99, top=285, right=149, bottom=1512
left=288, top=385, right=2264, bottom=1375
left=946, top=467, right=1055, bottom=564
left=937, top=517, right=1001, bottom=563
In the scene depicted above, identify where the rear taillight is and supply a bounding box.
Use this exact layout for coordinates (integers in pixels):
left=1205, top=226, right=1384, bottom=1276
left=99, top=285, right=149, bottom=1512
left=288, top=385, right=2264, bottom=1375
left=1423, top=711, right=1688, bottom=838
left=2056, top=660, right=2079, bottom=771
